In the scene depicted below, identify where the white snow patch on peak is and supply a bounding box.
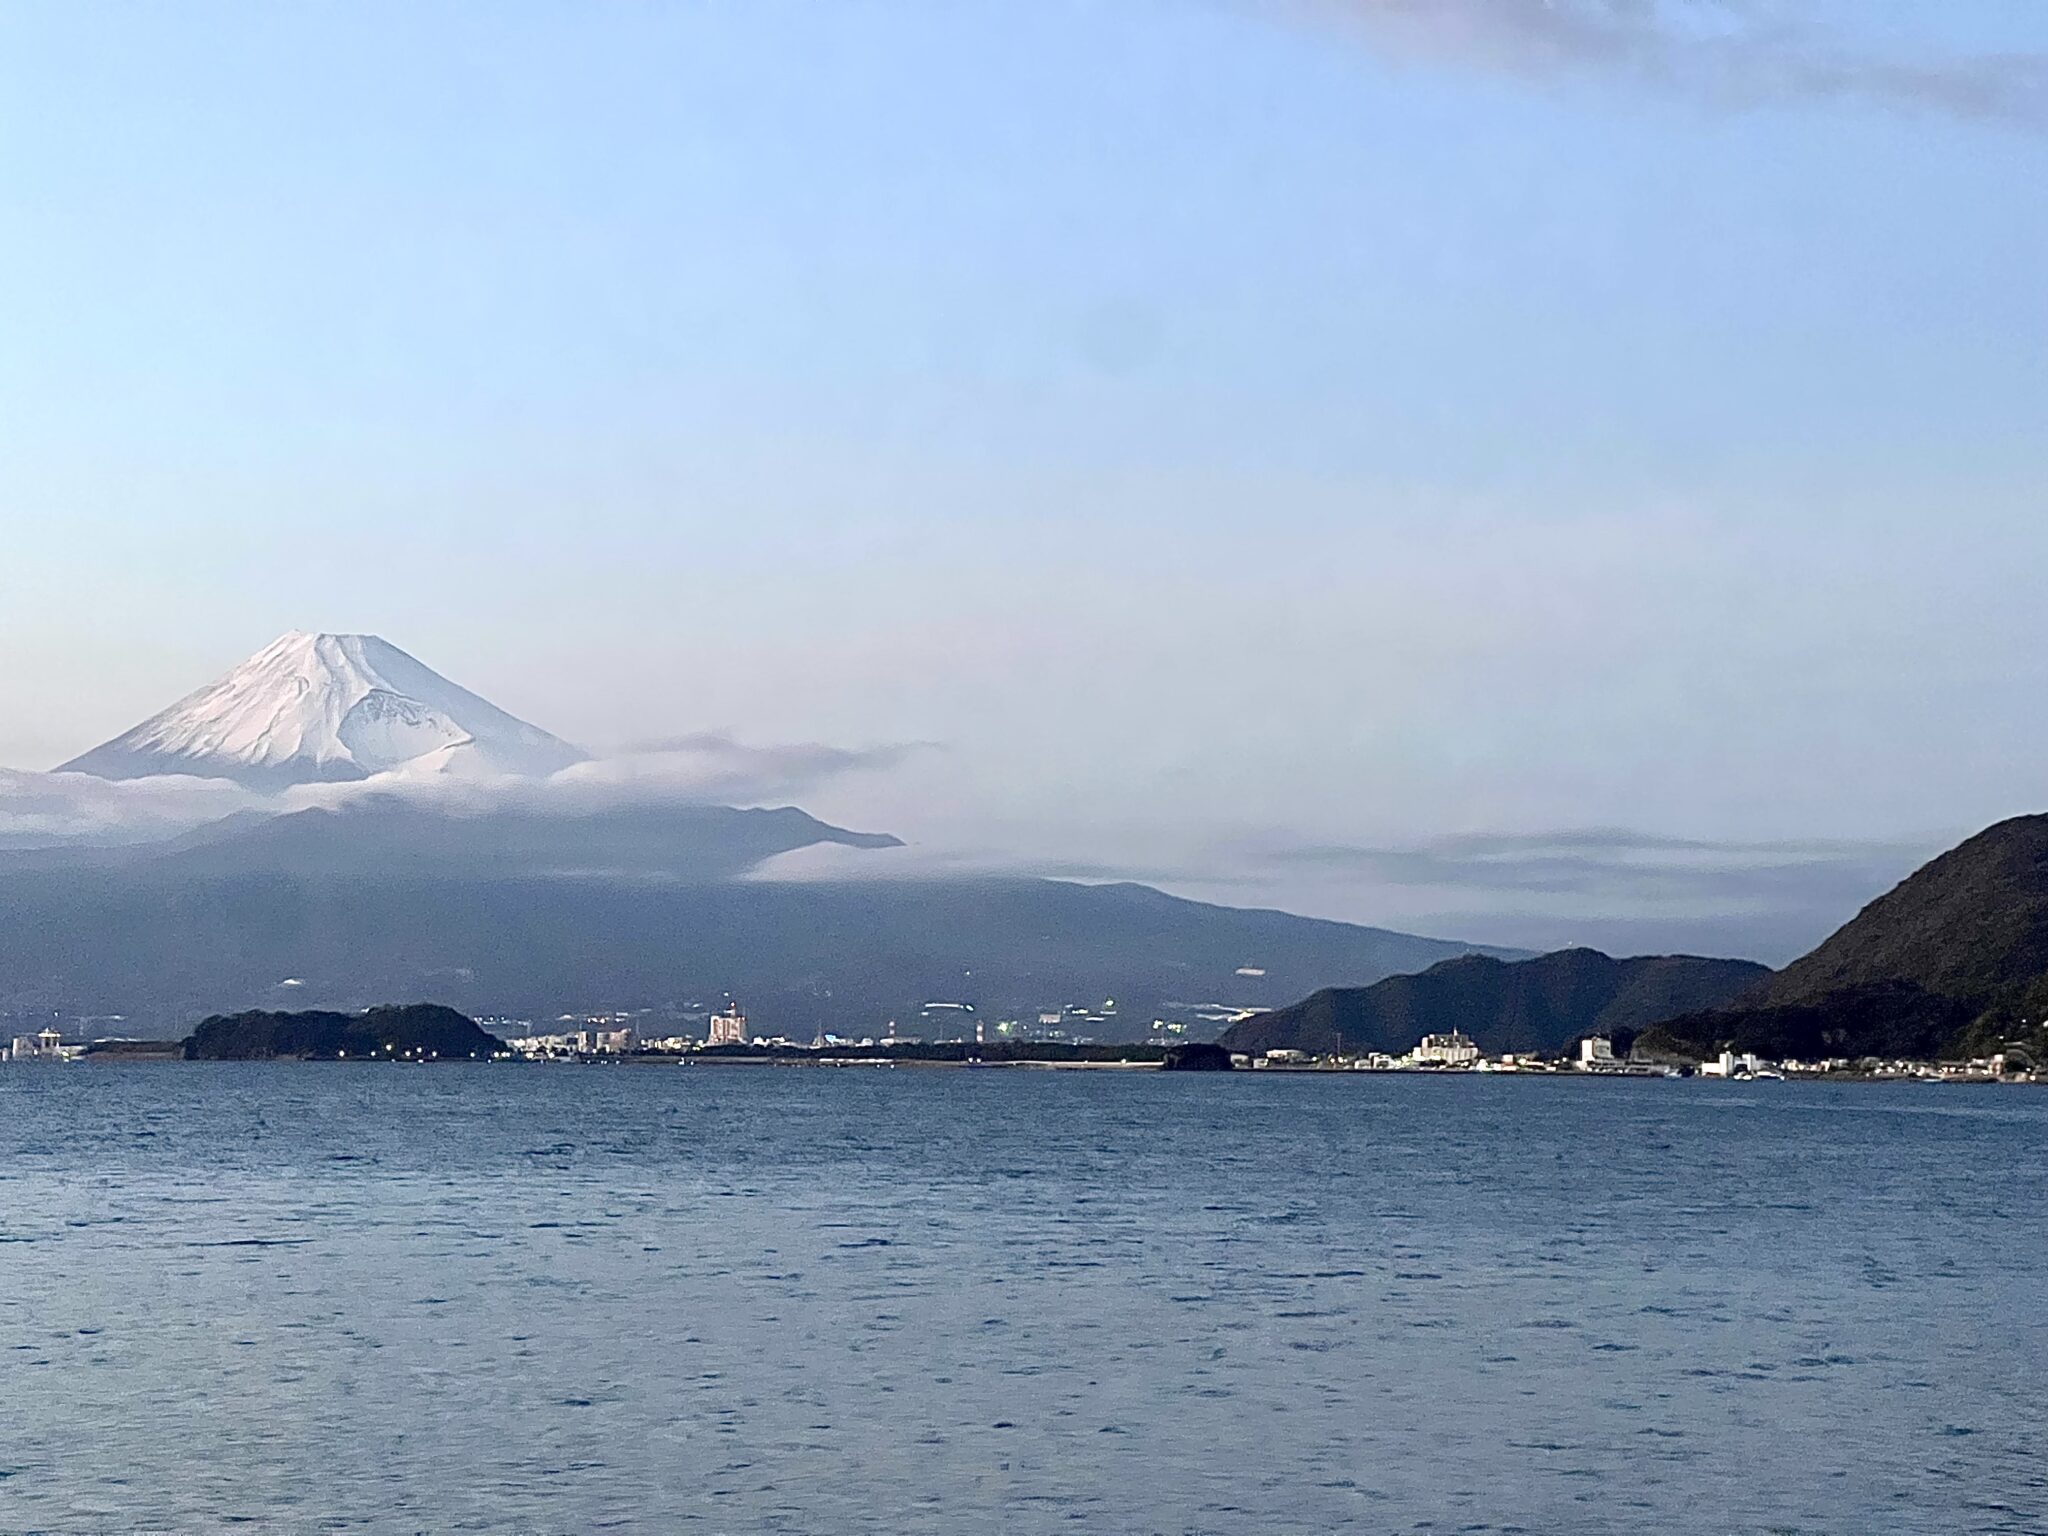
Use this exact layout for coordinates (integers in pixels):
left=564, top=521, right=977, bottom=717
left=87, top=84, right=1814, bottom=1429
left=61, top=632, right=588, bottom=788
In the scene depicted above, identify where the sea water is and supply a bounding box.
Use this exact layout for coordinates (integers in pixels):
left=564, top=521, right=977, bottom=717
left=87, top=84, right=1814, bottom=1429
left=1, top=1065, right=2043, bottom=1534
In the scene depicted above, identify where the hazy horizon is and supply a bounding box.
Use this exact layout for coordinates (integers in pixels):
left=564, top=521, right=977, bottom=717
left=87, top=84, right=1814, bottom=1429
left=7, top=2, right=2046, bottom=963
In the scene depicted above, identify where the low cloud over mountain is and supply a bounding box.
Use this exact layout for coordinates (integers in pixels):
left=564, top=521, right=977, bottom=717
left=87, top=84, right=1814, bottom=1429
left=3, top=741, right=926, bottom=854
left=0, top=767, right=262, bottom=849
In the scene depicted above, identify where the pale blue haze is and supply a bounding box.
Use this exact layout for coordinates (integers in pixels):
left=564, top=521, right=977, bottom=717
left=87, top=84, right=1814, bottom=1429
left=2, top=3, right=2045, bottom=955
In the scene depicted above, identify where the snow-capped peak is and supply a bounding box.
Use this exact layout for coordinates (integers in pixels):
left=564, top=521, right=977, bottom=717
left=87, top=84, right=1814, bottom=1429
left=60, top=632, right=588, bottom=788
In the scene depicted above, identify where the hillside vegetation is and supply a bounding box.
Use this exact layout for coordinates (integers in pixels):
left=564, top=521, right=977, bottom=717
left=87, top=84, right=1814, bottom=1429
left=1635, top=816, right=2048, bottom=1064
left=1221, top=949, right=1769, bottom=1057
left=184, top=1003, right=502, bottom=1061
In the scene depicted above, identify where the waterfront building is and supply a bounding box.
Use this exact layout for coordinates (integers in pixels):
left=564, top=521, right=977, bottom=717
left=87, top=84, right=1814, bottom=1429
left=1411, top=1031, right=1479, bottom=1067
left=708, top=1003, right=749, bottom=1047
left=1699, top=1051, right=1767, bottom=1078
left=6, top=1026, right=74, bottom=1063
left=1579, top=1037, right=1617, bottom=1068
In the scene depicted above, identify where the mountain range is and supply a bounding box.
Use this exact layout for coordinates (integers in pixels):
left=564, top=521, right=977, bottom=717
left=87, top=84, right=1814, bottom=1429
left=1219, top=949, right=1769, bottom=1058
left=27, top=632, right=2048, bottom=1060
left=4, top=632, right=1520, bottom=1035
left=1229, top=814, right=2048, bottom=1068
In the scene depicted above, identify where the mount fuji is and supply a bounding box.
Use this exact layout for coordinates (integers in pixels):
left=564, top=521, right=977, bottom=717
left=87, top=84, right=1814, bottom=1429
left=61, top=631, right=587, bottom=788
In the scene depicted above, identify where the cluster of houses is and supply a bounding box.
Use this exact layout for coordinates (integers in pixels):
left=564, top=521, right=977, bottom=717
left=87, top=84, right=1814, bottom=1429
left=1851, top=1054, right=2027, bottom=1082
left=1243, top=1031, right=1559, bottom=1073
left=1238, top=1033, right=1698, bottom=1075
left=501, top=1003, right=831, bottom=1058
left=499, top=1002, right=1023, bottom=1059
left=502, top=1024, right=644, bottom=1059
left=1239, top=1031, right=2035, bottom=1081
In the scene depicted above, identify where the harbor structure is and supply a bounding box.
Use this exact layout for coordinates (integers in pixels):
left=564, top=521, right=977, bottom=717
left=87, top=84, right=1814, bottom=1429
left=6, top=1026, right=76, bottom=1063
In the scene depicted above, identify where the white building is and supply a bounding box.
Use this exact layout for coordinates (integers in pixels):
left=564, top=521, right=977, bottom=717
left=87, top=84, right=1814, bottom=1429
left=707, top=1003, right=748, bottom=1046
left=504, top=1027, right=636, bottom=1057
left=1579, top=1036, right=1617, bottom=1068
left=1411, top=1031, right=1479, bottom=1067
left=6, top=1026, right=75, bottom=1063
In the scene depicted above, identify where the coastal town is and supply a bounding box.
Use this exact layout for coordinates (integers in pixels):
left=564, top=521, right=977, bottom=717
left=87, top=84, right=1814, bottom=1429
left=5, top=1001, right=2037, bottom=1083
left=454, top=1009, right=2037, bottom=1082
left=1242, top=1031, right=2033, bottom=1083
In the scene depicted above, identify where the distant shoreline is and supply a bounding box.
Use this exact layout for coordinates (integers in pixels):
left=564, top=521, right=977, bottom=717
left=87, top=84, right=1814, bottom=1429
left=47, top=1047, right=2040, bottom=1084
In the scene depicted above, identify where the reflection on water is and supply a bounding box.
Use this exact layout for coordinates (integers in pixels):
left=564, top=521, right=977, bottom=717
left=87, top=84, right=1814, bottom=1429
left=2, top=1066, right=2044, bottom=1533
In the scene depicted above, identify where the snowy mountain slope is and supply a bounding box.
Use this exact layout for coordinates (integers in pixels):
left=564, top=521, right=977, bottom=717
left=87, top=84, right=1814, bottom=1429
left=60, top=632, right=588, bottom=788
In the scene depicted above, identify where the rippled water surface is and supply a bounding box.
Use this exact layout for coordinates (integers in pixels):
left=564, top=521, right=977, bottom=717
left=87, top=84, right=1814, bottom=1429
left=2, top=1065, right=2044, bottom=1534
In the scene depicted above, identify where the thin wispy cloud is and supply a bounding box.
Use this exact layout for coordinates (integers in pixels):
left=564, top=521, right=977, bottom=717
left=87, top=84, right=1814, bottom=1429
left=0, top=735, right=938, bottom=849
left=1303, top=0, right=2048, bottom=128
left=1257, top=826, right=1929, bottom=904
left=580, top=733, right=941, bottom=806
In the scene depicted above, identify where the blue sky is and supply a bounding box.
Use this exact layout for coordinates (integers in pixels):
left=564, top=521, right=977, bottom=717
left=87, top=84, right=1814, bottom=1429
left=3, top=1, right=2045, bottom=958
